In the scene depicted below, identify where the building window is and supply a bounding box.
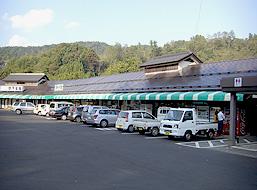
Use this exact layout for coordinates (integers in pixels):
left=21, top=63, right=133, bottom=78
left=17, top=82, right=25, bottom=84
left=145, top=64, right=178, bottom=74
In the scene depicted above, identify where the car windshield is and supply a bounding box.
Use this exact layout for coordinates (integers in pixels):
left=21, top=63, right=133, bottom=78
left=13, top=102, right=19, bottom=106
left=164, top=110, right=184, bottom=121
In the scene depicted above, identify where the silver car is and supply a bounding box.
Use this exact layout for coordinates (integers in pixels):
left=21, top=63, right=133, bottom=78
left=84, top=108, right=120, bottom=127
left=12, top=102, right=35, bottom=115
left=82, top=105, right=108, bottom=123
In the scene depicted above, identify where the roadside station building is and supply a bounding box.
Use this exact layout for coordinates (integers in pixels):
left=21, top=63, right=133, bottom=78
left=0, top=52, right=256, bottom=136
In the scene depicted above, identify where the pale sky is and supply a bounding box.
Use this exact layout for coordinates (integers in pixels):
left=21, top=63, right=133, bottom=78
left=0, top=0, right=257, bottom=47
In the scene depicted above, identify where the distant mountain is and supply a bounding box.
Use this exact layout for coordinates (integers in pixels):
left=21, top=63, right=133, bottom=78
left=0, top=41, right=110, bottom=63
left=0, top=43, right=103, bottom=80
left=1, top=31, right=256, bottom=80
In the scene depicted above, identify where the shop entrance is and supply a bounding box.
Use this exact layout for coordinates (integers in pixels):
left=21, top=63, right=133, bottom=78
left=221, top=76, right=257, bottom=143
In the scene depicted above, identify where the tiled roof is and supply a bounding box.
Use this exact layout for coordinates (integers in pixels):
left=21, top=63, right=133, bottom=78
left=46, top=57, right=257, bottom=94
left=3, top=73, right=48, bottom=82
left=140, top=51, right=202, bottom=67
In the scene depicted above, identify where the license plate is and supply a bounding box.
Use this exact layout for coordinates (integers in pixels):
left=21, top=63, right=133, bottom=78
left=165, top=132, right=171, bottom=135
left=117, top=125, right=123, bottom=129
left=138, top=127, right=143, bottom=130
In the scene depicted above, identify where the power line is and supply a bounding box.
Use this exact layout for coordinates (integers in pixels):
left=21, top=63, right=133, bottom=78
left=195, top=0, right=204, bottom=35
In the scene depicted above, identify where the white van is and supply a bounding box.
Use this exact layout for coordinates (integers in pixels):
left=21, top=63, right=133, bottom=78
left=157, top=107, right=172, bottom=121
left=116, top=110, right=157, bottom=133
left=49, top=101, right=74, bottom=116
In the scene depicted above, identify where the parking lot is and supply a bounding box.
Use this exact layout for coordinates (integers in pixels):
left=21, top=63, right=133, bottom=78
left=0, top=110, right=257, bottom=190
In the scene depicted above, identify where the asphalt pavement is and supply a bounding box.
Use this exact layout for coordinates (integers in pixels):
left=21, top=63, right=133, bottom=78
left=0, top=110, right=256, bottom=190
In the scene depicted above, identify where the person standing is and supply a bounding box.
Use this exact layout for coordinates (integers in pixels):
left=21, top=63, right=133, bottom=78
left=217, top=109, right=225, bottom=135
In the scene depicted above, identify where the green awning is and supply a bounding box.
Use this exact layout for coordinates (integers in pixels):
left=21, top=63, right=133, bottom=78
left=105, top=91, right=243, bottom=101
left=0, top=91, right=244, bottom=101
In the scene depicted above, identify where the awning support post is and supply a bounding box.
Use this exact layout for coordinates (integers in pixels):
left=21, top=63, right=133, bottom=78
left=229, top=92, right=237, bottom=145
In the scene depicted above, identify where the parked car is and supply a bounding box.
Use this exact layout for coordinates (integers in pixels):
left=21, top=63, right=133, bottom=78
left=159, top=108, right=217, bottom=141
left=51, top=106, right=69, bottom=120
left=133, top=112, right=161, bottom=136
left=40, top=104, right=50, bottom=116
left=49, top=101, right=74, bottom=116
left=67, top=105, right=87, bottom=122
left=11, top=102, right=35, bottom=115
left=84, top=108, right=120, bottom=127
left=34, top=104, right=48, bottom=115
left=116, top=110, right=157, bottom=133
left=81, top=105, right=109, bottom=123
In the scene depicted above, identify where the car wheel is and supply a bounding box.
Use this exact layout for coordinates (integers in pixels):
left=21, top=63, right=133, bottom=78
left=127, top=125, right=134, bottom=133
left=61, top=115, right=67, bottom=120
left=38, top=111, right=42, bottom=116
left=16, top=109, right=22, bottom=115
left=151, top=127, right=159, bottom=137
left=184, top=131, right=192, bottom=141
left=75, top=116, right=81, bottom=123
left=207, top=130, right=215, bottom=139
left=100, top=120, right=108, bottom=128
left=139, top=130, right=145, bottom=135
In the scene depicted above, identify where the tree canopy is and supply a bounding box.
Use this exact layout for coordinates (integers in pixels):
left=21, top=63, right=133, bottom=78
left=0, top=31, right=256, bottom=80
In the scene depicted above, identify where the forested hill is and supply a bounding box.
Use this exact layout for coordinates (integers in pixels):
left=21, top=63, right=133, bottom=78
left=0, top=44, right=101, bottom=80
left=0, top=31, right=257, bottom=80
left=0, top=41, right=109, bottom=65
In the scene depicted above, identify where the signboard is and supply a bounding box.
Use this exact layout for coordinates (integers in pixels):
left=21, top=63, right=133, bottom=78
left=0, top=85, right=24, bottom=92
left=234, top=77, right=242, bottom=87
left=54, top=84, right=64, bottom=91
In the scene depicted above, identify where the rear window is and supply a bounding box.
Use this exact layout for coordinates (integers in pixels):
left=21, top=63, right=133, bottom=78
left=160, top=109, right=169, bottom=114
left=119, top=112, right=129, bottom=118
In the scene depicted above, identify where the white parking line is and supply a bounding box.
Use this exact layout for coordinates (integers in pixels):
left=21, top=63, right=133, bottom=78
left=95, top=128, right=117, bottom=131
left=208, top=141, right=214, bottom=147
left=176, top=139, right=230, bottom=149
left=145, top=136, right=168, bottom=140
left=46, top=117, right=56, bottom=120
left=243, top=139, right=251, bottom=143
left=121, top=133, right=138, bottom=135
left=95, top=128, right=105, bottom=131
left=232, top=146, right=257, bottom=152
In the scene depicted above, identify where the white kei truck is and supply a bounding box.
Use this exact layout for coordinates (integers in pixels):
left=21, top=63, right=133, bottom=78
left=133, top=117, right=161, bottom=137
left=159, top=108, right=217, bottom=141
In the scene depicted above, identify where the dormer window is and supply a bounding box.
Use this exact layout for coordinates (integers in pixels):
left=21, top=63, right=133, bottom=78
left=140, top=52, right=202, bottom=75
